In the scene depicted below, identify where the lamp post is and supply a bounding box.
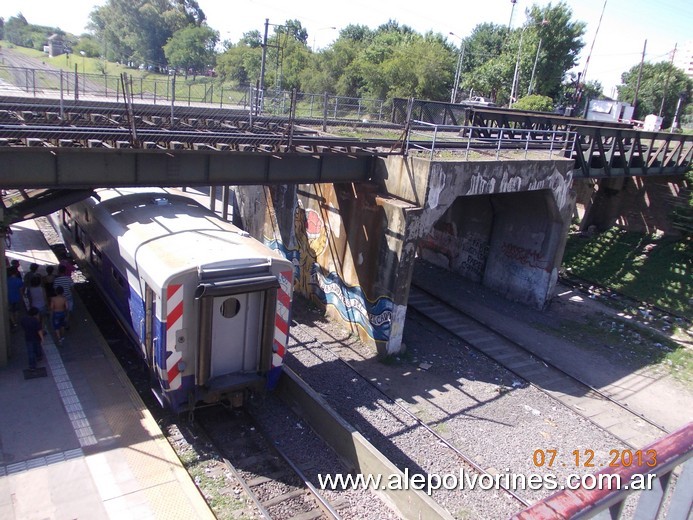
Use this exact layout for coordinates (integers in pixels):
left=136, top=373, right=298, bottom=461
left=449, top=32, right=465, bottom=103
left=79, top=50, right=86, bottom=75
left=509, top=18, right=548, bottom=107
left=312, top=26, right=336, bottom=52
left=527, top=37, right=542, bottom=95
left=509, top=28, right=525, bottom=107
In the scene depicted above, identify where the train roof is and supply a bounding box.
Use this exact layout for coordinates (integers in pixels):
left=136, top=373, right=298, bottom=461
left=85, top=188, right=288, bottom=290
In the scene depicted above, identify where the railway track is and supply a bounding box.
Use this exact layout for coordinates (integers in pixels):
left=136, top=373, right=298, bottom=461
left=289, top=336, right=532, bottom=510
left=407, top=283, right=670, bottom=449
left=195, top=405, right=343, bottom=520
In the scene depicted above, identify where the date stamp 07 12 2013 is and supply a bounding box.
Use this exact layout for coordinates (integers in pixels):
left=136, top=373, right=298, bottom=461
left=532, top=449, right=657, bottom=469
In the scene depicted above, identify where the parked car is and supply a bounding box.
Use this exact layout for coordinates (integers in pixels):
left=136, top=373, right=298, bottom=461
left=464, top=96, right=496, bottom=107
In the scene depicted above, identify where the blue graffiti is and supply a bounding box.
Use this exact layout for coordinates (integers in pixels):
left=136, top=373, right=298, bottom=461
left=264, top=238, right=301, bottom=280
left=310, top=267, right=393, bottom=342
left=264, top=239, right=393, bottom=343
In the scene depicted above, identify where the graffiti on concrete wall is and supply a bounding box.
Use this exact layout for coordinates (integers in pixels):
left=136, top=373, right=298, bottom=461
left=457, top=236, right=489, bottom=278
left=465, top=169, right=573, bottom=211
left=312, top=269, right=394, bottom=345
left=466, top=173, right=497, bottom=195
left=264, top=196, right=393, bottom=347
left=528, top=169, right=574, bottom=211
left=500, top=242, right=545, bottom=269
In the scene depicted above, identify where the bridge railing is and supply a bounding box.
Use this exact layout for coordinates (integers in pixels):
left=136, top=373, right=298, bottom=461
left=510, top=422, right=693, bottom=519
left=406, top=120, right=577, bottom=161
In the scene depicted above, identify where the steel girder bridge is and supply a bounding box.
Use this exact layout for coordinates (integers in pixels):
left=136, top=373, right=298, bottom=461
left=0, top=96, right=691, bottom=224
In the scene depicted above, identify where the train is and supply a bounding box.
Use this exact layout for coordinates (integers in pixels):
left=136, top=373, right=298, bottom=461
left=52, top=188, right=293, bottom=413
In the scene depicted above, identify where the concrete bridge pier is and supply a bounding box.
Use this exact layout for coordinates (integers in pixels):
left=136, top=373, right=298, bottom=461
left=576, top=175, right=690, bottom=234
left=231, top=182, right=421, bottom=356
left=577, top=177, right=627, bottom=232
left=381, top=156, right=577, bottom=310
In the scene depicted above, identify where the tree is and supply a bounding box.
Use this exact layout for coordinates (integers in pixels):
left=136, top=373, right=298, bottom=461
left=74, top=35, right=104, bottom=58
left=617, top=61, right=692, bottom=125
left=216, top=44, right=261, bottom=84
left=460, top=2, right=585, bottom=105
left=164, top=25, right=217, bottom=75
left=278, top=19, right=308, bottom=46
left=3, top=13, right=63, bottom=51
left=522, top=2, right=585, bottom=99
left=88, top=0, right=207, bottom=67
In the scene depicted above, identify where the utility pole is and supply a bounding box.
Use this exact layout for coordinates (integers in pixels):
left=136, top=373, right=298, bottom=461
left=632, top=39, right=647, bottom=118
left=449, top=33, right=465, bottom=103
left=257, top=18, right=269, bottom=116
left=508, top=0, right=518, bottom=32
left=658, top=43, right=677, bottom=118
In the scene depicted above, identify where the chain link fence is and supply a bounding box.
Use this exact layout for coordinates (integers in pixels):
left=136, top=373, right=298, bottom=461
left=0, top=64, right=392, bottom=123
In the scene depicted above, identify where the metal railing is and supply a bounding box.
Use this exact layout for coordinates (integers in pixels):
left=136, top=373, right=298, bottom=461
left=511, top=422, right=693, bottom=519
left=406, top=120, right=577, bottom=161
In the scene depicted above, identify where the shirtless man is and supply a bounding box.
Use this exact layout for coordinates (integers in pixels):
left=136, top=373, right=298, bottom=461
left=50, top=286, right=69, bottom=344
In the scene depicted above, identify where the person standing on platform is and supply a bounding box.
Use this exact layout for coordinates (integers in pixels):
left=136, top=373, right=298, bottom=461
left=28, top=276, right=48, bottom=328
left=53, top=264, right=74, bottom=328
left=21, top=307, right=44, bottom=371
left=43, top=265, right=56, bottom=299
left=58, top=253, right=75, bottom=277
left=7, top=266, right=23, bottom=330
left=50, top=286, right=68, bottom=344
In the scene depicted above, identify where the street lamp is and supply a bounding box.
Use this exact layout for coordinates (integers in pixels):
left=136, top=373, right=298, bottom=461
left=527, top=37, right=543, bottom=95
left=449, top=32, right=465, bottom=103
left=312, top=26, right=336, bottom=52
left=509, top=18, right=548, bottom=107
left=79, top=50, right=86, bottom=75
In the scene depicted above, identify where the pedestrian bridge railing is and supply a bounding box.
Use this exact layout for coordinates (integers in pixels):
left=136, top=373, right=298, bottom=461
left=406, top=120, right=577, bottom=161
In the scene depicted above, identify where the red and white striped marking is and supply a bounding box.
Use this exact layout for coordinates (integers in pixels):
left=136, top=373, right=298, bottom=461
left=272, top=270, right=293, bottom=368
left=165, top=284, right=184, bottom=390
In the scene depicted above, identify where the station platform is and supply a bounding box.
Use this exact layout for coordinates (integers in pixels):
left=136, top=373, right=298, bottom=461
left=0, top=220, right=215, bottom=520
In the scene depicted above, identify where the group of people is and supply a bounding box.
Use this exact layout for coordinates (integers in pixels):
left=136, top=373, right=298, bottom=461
left=6, top=256, right=75, bottom=372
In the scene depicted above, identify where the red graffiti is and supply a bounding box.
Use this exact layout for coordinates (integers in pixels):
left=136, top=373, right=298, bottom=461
left=501, top=243, right=544, bottom=268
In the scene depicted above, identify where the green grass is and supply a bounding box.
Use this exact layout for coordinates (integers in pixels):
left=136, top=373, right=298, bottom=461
left=0, top=40, right=249, bottom=106
left=562, top=228, right=692, bottom=319
left=540, top=313, right=692, bottom=385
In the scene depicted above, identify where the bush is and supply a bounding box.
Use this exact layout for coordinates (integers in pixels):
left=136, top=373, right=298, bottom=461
left=513, top=94, right=554, bottom=112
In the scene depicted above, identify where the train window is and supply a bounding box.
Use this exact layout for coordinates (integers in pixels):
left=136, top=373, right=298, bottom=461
left=62, top=208, right=72, bottom=231
left=111, top=267, right=126, bottom=289
left=90, top=244, right=102, bottom=270
left=75, top=224, right=85, bottom=251
left=220, top=297, right=241, bottom=318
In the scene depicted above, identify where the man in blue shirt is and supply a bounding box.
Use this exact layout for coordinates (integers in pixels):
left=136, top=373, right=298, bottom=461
left=7, top=266, right=23, bottom=329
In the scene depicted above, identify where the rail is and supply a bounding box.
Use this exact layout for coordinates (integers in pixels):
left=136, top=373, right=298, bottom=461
left=406, top=120, right=577, bottom=161
left=511, top=422, right=693, bottom=519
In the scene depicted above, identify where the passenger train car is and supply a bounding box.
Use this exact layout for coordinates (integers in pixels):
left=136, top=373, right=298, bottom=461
left=52, top=188, right=293, bottom=413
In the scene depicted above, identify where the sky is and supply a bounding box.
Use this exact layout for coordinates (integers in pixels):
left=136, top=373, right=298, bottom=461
left=1, top=0, right=691, bottom=97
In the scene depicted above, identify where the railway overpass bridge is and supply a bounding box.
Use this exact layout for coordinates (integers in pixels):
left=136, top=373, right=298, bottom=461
left=1, top=95, right=692, bottom=363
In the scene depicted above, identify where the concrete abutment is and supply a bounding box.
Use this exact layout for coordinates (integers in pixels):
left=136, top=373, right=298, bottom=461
left=231, top=155, right=576, bottom=355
